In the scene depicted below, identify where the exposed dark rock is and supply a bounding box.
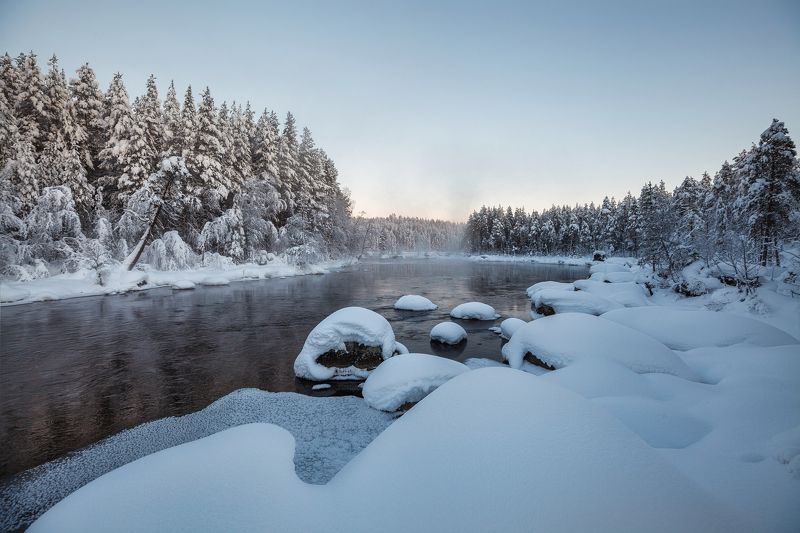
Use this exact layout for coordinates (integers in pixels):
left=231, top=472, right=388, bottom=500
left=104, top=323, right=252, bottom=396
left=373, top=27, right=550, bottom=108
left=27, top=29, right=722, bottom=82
left=673, top=281, right=707, bottom=297
left=535, top=304, right=556, bottom=316
left=315, top=342, right=384, bottom=370
left=524, top=352, right=556, bottom=371
left=593, top=251, right=607, bottom=261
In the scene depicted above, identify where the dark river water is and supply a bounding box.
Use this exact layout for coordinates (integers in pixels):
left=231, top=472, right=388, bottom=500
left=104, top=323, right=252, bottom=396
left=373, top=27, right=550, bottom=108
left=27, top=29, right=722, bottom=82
left=0, top=258, right=587, bottom=480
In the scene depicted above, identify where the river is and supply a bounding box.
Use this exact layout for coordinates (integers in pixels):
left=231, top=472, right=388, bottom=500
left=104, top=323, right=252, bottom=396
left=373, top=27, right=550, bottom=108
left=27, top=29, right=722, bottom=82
left=0, top=258, right=587, bottom=480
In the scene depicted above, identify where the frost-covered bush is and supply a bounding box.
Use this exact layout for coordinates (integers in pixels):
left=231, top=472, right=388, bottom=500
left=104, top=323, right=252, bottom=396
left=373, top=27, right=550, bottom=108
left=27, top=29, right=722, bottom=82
left=142, top=231, right=198, bottom=271
left=117, top=183, right=157, bottom=246
left=284, top=243, right=323, bottom=268
left=235, top=179, right=282, bottom=257
left=25, top=186, right=83, bottom=243
left=201, top=251, right=236, bottom=270
left=199, top=208, right=246, bottom=261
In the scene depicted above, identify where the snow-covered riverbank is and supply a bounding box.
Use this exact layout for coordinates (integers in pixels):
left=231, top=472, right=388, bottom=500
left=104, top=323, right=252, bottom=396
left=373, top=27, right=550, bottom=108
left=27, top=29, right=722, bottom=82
left=7, top=256, right=800, bottom=533
left=0, top=257, right=354, bottom=306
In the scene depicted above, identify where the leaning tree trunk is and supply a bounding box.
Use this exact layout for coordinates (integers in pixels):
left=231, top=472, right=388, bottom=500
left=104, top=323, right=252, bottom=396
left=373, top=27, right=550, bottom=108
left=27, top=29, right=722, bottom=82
left=122, top=175, right=176, bottom=271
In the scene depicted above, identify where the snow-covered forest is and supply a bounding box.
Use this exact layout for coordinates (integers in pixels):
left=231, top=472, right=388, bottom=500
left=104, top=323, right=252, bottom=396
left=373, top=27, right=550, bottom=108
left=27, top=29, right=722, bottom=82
left=355, top=214, right=464, bottom=255
left=466, top=119, right=800, bottom=284
left=0, top=52, right=369, bottom=280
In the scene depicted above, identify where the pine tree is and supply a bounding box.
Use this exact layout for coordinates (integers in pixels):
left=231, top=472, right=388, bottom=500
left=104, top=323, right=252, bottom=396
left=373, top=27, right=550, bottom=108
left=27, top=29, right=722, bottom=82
left=187, top=87, right=227, bottom=202
left=252, top=109, right=280, bottom=180
left=3, top=132, right=39, bottom=212
left=139, top=74, right=164, bottom=161
left=162, top=81, right=182, bottom=156
left=69, top=63, right=107, bottom=173
left=181, top=85, right=197, bottom=153
left=43, top=55, right=86, bottom=150
left=38, top=135, right=94, bottom=217
left=276, top=112, right=299, bottom=217
left=13, top=52, right=50, bottom=150
left=735, top=119, right=799, bottom=266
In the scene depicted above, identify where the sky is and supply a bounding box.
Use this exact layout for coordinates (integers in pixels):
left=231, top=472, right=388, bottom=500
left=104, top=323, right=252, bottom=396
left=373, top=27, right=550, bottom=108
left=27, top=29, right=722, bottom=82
left=1, top=0, right=799, bottom=222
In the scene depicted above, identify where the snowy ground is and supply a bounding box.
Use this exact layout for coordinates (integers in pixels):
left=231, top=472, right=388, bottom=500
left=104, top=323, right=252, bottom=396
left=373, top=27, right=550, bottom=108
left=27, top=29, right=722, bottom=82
left=5, top=255, right=800, bottom=532
left=0, top=257, right=353, bottom=307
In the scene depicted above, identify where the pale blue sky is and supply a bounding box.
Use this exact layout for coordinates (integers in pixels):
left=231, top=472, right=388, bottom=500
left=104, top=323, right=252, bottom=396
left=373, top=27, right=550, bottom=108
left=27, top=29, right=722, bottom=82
left=1, top=0, right=798, bottom=221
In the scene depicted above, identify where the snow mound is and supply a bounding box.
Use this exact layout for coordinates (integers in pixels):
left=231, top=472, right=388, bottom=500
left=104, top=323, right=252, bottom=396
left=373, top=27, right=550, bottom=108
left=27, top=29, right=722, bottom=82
left=393, top=294, right=438, bottom=311
left=28, top=369, right=737, bottom=533
left=501, top=313, right=696, bottom=379
left=171, top=280, right=196, bottom=290
left=525, top=280, right=574, bottom=299
left=589, top=271, right=636, bottom=283
left=532, top=288, right=622, bottom=316
left=541, top=358, right=664, bottom=400
left=362, top=353, right=469, bottom=411
left=429, top=322, right=467, bottom=344
left=590, top=262, right=630, bottom=274
left=463, top=357, right=506, bottom=369
left=199, top=276, right=230, bottom=286
left=449, top=301, right=500, bottom=320
left=0, top=284, right=30, bottom=303
left=499, top=317, right=526, bottom=339
left=574, top=279, right=649, bottom=307
left=602, top=307, right=799, bottom=350
left=294, top=307, right=403, bottom=381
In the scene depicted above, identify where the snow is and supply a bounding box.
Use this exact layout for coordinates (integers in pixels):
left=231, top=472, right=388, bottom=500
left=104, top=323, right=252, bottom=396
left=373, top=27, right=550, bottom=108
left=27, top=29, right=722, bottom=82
left=449, top=301, right=500, bottom=320
left=28, top=369, right=739, bottom=533
left=362, top=353, right=469, bottom=411
left=573, top=279, right=650, bottom=307
left=429, top=321, right=467, bottom=344
left=602, top=307, right=799, bottom=350
left=293, top=307, right=403, bottom=381
left=0, top=258, right=353, bottom=307
left=531, top=287, right=622, bottom=315
left=501, top=313, right=696, bottom=379
left=525, top=280, right=574, bottom=299
left=589, top=270, right=636, bottom=283
left=171, top=280, right=196, bottom=290
left=589, top=262, right=631, bottom=274
left=311, top=384, right=332, bottom=391
left=393, top=294, right=438, bottom=311
left=498, top=317, right=526, bottom=339
left=199, top=276, right=230, bottom=286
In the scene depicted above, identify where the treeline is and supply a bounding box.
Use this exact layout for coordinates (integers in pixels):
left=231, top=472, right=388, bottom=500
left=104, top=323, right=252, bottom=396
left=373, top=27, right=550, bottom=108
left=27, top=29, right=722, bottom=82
left=0, top=51, right=353, bottom=279
left=466, top=119, right=800, bottom=280
left=357, top=214, right=464, bottom=254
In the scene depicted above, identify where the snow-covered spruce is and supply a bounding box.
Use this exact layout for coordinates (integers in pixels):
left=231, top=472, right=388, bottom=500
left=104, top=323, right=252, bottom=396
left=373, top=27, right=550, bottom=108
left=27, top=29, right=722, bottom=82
left=393, top=294, right=438, bottom=311
left=361, top=353, right=469, bottom=412
left=28, top=369, right=737, bottom=533
left=293, top=307, right=407, bottom=381
left=531, top=288, right=622, bottom=316
left=449, top=302, right=500, bottom=320
left=429, top=322, right=468, bottom=344
left=602, top=307, right=799, bottom=350
left=501, top=313, right=696, bottom=379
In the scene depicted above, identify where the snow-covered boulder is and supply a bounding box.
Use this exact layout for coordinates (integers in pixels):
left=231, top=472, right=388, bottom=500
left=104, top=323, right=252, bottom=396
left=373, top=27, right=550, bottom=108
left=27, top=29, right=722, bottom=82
left=393, top=295, right=438, bottom=311
left=430, top=322, right=467, bottom=344
left=294, top=307, right=407, bottom=381
left=31, top=369, right=738, bottom=533
left=501, top=313, right=696, bottom=379
left=449, top=302, right=500, bottom=320
left=199, top=276, right=230, bottom=286
left=362, top=353, right=469, bottom=411
left=532, top=288, right=622, bottom=316
left=573, top=279, right=649, bottom=307
left=525, top=280, right=574, bottom=299
left=171, top=280, right=196, bottom=290
left=589, top=271, right=636, bottom=283
left=499, top=317, right=526, bottom=339
left=590, top=262, right=630, bottom=274
left=602, top=307, right=799, bottom=350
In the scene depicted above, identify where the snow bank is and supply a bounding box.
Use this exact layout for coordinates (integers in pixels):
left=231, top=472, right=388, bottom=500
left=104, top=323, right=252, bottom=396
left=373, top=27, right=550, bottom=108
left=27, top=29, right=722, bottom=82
left=501, top=313, right=696, bottom=379
left=293, top=307, right=403, bottom=381
left=525, top=280, right=574, bottom=299
left=429, top=322, right=467, bottom=344
left=171, top=280, right=196, bottom=290
left=362, top=353, right=469, bottom=411
left=0, top=284, right=30, bottom=303
left=589, top=271, right=636, bottom=283
left=449, top=301, right=500, bottom=320
left=498, top=317, right=526, bottom=339
left=602, top=307, right=799, bottom=350
left=30, top=369, right=738, bottom=533
left=589, top=262, right=630, bottom=274
left=532, top=288, right=622, bottom=315
left=574, top=279, right=650, bottom=307
left=199, top=276, right=230, bottom=286
left=393, top=294, right=438, bottom=311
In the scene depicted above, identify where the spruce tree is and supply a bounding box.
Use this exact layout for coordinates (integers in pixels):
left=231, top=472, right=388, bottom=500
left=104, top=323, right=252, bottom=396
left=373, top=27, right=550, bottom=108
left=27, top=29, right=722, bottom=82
left=162, top=81, right=182, bottom=156
left=13, top=52, right=50, bottom=150
left=69, top=63, right=107, bottom=173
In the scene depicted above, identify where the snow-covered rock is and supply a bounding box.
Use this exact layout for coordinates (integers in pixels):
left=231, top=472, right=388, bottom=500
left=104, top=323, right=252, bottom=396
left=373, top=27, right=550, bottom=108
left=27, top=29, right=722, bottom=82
left=429, top=322, right=467, bottom=344
left=499, top=317, right=526, bottom=339
left=589, top=262, right=630, bottom=274
left=199, top=276, right=230, bottom=286
left=525, top=280, right=574, bottom=299
left=294, top=307, right=404, bottom=381
left=502, top=313, right=696, bottom=379
left=574, top=279, right=649, bottom=307
left=393, top=294, right=438, bottom=311
left=171, top=280, right=196, bottom=290
left=29, top=369, right=738, bottom=533
left=589, top=271, right=636, bottom=283
left=449, top=302, right=500, bottom=320
left=602, top=307, right=799, bottom=350
left=532, top=288, right=622, bottom=316
left=362, top=353, right=469, bottom=411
